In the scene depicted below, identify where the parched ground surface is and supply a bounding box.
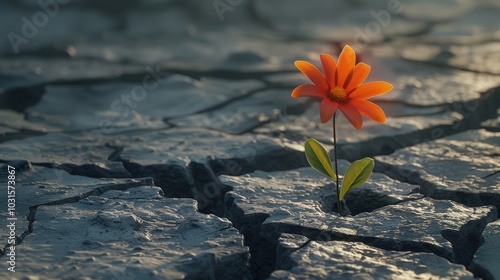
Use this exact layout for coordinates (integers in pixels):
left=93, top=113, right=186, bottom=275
left=0, top=0, right=499, bottom=279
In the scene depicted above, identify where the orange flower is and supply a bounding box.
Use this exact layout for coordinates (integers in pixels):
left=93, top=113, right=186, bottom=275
left=292, top=45, right=392, bottom=129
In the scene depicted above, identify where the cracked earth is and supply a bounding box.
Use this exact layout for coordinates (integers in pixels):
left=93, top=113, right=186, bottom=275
left=1, top=0, right=499, bottom=279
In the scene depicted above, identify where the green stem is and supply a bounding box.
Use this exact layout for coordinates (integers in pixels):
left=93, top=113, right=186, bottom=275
left=333, top=113, right=343, bottom=216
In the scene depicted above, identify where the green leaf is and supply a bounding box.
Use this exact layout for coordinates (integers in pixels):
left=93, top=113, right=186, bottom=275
left=304, top=139, right=336, bottom=180
left=339, top=157, right=374, bottom=201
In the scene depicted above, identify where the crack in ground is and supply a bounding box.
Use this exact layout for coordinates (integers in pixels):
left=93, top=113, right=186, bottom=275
left=34, top=162, right=131, bottom=178
left=0, top=128, right=46, bottom=144
left=0, top=86, right=45, bottom=112
left=402, top=56, right=500, bottom=76
left=0, top=62, right=175, bottom=96
left=483, top=126, right=500, bottom=133
left=483, top=170, right=500, bottom=179
left=163, top=85, right=269, bottom=124
left=375, top=161, right=500, bottom=218
left=1, top=143, right=132, bottom=179
left=0, top=177, right=154, bottom=257
left=255, top=208, right=492, bottom=279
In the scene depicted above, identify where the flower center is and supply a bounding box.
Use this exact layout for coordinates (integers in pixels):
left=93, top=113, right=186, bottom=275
left=327, top=87, right=348, bottom=103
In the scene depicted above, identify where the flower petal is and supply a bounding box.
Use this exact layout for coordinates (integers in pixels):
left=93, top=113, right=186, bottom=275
left=345, top=63, right=371, bottom=92
left=294, top=61, right=329, bottom=90
left=320, top=99, right=339, bottom=123
left=348, top=81, right=393, bottom=100
left=350, top=99, right=386, bottom=123
left=339, top=103, right=363, bottom=129
left=291, top=84, right=326, bottom=98
left=336, top=45, right=356, bottom=89
left=320, top=54, right=337, bottom=87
